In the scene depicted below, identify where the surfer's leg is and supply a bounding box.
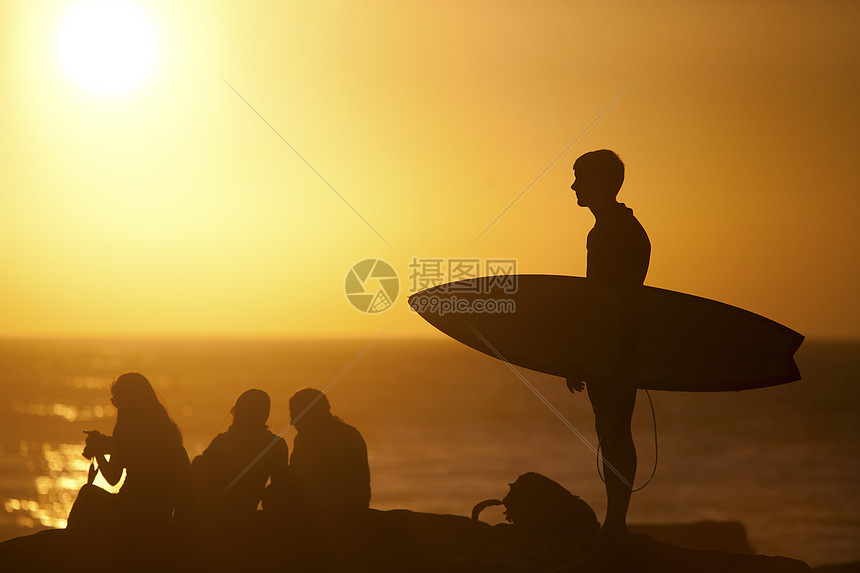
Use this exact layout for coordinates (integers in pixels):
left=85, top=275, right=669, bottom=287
left=587, top=381, right=636, bottom=536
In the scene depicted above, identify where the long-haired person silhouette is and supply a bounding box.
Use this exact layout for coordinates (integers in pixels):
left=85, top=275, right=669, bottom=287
left=191, top=389, right=288, bottom=520
left=67, top=372, right=191, bottom=527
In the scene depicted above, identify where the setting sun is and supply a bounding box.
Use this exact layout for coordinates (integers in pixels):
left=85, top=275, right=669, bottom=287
left=57, top=0, right=159, bottom=94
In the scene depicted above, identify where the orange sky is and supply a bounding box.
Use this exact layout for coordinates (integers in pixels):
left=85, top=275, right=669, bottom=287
left=1, top=0, right=858, bottom=339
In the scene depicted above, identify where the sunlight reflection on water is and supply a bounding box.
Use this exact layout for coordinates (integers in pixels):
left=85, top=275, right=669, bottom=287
left=0, top=440, right=124, bottom=531
left=10, top=402, right=113, bottom=423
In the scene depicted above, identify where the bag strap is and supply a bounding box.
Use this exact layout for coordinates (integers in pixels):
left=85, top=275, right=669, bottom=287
left=471, top=498, right=503, bottom=522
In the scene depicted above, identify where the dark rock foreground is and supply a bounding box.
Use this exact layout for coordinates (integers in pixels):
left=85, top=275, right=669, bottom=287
left=0, top=510, right=812, bottom=573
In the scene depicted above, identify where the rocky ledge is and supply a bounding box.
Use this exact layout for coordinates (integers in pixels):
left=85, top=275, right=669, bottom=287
left=0, top=510, right=813, bottom=573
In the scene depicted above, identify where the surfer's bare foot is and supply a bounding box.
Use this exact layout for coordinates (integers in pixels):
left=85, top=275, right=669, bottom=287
left=592, top=523, right=630, bottom=545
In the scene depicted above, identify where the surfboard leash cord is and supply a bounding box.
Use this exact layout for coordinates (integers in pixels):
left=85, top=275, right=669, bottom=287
left=596, top=388, right=658, bottom=492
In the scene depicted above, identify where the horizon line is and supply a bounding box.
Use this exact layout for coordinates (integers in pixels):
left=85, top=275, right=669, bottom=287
left=0, top=334, right=857, bottom=344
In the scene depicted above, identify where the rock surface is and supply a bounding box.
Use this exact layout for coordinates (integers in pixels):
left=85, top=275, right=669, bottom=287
left=0, top=510, right=812, bottom=573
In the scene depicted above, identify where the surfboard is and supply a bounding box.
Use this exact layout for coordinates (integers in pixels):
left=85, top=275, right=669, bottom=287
left=408, top=275, right=803, bottom=392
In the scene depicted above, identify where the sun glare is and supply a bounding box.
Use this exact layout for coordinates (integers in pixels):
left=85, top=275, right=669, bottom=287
left=57, top=1, right=159, bottom=94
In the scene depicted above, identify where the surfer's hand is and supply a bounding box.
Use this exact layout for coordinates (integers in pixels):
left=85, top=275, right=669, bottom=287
left=566, top=378, right=585, bottom=393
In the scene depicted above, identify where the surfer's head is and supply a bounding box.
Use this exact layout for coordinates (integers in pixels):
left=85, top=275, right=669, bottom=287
left=289, top=388, right=332, bottom=430
left=571, top=150, right=624, bottom=207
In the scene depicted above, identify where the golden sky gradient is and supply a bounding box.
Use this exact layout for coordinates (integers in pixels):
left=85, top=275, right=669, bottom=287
left=1, top=1, right=858, bottom=339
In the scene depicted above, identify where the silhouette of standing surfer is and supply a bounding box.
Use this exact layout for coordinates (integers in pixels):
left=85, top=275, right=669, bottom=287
left=568, top=149, right=650, bottom=537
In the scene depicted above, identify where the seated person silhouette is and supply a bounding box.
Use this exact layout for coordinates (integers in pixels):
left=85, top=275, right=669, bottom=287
left=266, top=388, right=370, bottom=524
left=67, top=372, right=191, bottom=527
left=567, top=149, right=650, bottom=538
left=191, top=389, right=288, bottom=521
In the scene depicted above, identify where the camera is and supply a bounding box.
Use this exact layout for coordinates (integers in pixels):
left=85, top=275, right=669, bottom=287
left=82, top=430, right=111, bottom=459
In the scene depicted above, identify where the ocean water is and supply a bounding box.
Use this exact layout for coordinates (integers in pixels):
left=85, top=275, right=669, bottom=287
left=0, top=337, right=857, bottom=566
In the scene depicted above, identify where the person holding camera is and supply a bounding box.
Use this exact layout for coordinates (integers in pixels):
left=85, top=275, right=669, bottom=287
left=67, top=372, right=191, bottom=528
